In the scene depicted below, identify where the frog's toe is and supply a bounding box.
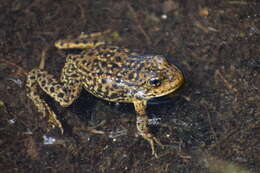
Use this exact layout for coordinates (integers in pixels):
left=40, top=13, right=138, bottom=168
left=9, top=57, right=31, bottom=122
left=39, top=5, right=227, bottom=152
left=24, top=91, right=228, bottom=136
left=47, top=109, right=63, bottom=134
left=140, top=132, right=164, bottom=158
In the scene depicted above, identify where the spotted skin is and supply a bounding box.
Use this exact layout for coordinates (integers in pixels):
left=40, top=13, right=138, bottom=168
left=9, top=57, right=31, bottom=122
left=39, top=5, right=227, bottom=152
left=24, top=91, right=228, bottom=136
left=26, top=31, right=184, bottom=157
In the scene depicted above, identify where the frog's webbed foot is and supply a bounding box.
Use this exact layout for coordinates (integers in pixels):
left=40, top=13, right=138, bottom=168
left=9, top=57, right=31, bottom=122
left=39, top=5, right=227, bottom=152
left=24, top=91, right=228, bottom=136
left=136, top=116, right=164, bottom=158
left=26, top=70, right=63, bottom=133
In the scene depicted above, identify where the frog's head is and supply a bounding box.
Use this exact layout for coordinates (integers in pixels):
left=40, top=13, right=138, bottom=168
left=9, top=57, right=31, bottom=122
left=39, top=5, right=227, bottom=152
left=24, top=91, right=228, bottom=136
left=133, top=55, right=184, bottom=100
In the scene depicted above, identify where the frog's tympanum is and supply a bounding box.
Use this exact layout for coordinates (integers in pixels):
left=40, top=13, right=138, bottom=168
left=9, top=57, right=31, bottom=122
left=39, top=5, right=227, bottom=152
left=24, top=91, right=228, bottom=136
left=26, top=31, right=184, bottom=157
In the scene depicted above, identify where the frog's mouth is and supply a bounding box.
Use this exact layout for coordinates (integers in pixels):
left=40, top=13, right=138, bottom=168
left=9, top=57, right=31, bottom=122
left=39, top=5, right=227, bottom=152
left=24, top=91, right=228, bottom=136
left=153, top=75, right=184, bottom=98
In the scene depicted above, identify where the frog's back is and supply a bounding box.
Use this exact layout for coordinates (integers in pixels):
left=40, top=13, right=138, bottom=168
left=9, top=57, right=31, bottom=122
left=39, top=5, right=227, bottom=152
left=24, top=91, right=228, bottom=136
left=76, top=45, right=143, bottom=102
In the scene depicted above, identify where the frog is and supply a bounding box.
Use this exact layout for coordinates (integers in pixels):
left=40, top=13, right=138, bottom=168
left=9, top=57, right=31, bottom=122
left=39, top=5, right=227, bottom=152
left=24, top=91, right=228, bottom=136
left=26, top=30, right=184, bottom=157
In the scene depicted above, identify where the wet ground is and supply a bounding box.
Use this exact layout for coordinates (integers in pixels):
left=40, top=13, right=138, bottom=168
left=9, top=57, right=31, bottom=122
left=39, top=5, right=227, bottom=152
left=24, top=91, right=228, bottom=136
left=0, top=0, right=259, bottom=172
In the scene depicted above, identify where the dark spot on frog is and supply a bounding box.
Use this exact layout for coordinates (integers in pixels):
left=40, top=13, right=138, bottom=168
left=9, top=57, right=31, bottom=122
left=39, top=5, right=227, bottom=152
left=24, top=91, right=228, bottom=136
left=93, top=39, right=99, bottom=44
left=101, top=79, right=106, bottom=84
left=50, top=87, right=55, bottom=93
left=97, top=51, right=104, bottom=57
left=30, top=76, right=36, bottom=80
left=107, top=52, right=115, bottom=57
left=92, top=79, right=97, bottom=87
left=93, top=59, right=98, bottom=64
left=115, top=56, right=121, bottom=62
left=128, top=73, right=134, bottom=80
left=110, top=47, right=118, bottom=52
left=41, top=81, right=46, bottom=87
left=48, top=79, right=54, bottom=84
left=115, top=78, right=121, bottom=83
left=86, top=76, right=92, bottom=81
left=112, top=83, right=118, bottom=89
left=135, top=71, right=140, bottom=80
left=71, top=74, right=78, bottom=78
left=82, top=39, right=88, bottom=44
left=62, top=88, right=69, bottom=93
left=109, top=93, right=118, bottom=99
left=81, top=60, right=87, bottom=65
left=101, top=61, right=107, bottom=67
left=112, top=63, right=119, bottom=69
left=58, top=93, right=64, bottom=98
left=86, top=61, right=91, bottom=67
left=97, top=87, right=103, bottom=93
left=78, top=55, right=84, bottom=59
left=87, top=51, right=94, bottom=56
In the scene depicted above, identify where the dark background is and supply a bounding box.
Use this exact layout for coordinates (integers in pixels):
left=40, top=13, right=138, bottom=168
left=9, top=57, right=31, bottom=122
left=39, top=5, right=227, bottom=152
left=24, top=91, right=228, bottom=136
left=0, top=0, right=259, bottom=172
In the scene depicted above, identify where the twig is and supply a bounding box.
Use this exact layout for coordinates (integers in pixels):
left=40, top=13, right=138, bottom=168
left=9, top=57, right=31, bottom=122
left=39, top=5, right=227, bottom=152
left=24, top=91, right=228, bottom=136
left=39, top=47, right=50, bottom=69
left=127, top=3, right=152, bottom=45
left=0, top=58, right=28, bottom=76
left=203, top=104, right=218, bottom=142
left=215, top=69, right=238, bottom=93
left=227, top=1, right=250, bottom=5
left=194, top=21, right=219, bottom=33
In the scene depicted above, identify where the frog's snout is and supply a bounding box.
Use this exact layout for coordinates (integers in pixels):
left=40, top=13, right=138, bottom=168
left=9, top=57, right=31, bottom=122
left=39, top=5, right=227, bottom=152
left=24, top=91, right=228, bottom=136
left=173, top=68, right=185, bottom=89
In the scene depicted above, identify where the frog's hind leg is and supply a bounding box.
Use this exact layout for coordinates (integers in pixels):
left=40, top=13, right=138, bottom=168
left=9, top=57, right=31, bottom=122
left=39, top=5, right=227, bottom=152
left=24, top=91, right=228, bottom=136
left=54, top=29, right=120, bottom=50
left=54, top=30, right=111, bottom=50
left=26, top=63, right=82, bottom=132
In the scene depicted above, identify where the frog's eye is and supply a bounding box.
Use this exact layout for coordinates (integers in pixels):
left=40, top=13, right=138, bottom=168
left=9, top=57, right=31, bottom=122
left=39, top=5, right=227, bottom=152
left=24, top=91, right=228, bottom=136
left=148, top=78, right=161, bottom=87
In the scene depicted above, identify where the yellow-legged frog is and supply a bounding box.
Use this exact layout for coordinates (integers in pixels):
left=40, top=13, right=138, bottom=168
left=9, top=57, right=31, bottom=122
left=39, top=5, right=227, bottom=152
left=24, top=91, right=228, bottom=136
left=26, top=31, right=184, bottom=157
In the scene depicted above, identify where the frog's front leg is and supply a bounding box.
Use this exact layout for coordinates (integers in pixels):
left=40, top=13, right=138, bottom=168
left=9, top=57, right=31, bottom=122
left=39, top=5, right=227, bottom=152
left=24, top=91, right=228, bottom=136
left=133, top=100, right=164, bottom=157
left=26, top=64, right=82, bottom=132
